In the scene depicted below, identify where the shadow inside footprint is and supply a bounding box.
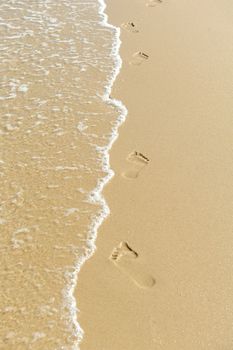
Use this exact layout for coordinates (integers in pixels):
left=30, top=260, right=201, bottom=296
left=121, top=22, right=139, bottom=33
left=146, top=0, right=162, bottom=7
left=110, top=241, right=156, bottom=289
left=130, top=51, right=149, bottom=65
left=122, top=151, right=149, bottom=179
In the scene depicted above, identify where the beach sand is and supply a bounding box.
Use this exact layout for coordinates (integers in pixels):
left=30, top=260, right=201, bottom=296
left=0, top=2, right=123, bottom=348
left=76, top=0, right=233, bottom=349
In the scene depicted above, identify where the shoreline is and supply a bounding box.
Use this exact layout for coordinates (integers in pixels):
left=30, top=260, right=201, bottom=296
left=76, top=0, right=233, bottom=349
left=0, top=0, right=127, bottom=347
left=66, top=0, right=129, bottom=345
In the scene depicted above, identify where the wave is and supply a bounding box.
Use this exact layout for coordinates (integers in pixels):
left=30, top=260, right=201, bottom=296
left=62, top=0, right=128, bottom=348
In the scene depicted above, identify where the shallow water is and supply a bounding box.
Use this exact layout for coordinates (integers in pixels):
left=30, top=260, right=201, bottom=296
left=0, top=1, right=125, bottom=348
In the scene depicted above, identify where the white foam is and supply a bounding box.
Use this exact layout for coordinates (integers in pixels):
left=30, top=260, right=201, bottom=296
left=5, top=124, right=17, bottom=132
left=76, top=121, right=88, bottom=133
left=31, top=332, right=46, bottom=343
left=62, top=0, right=128, bottom=349
left=14, top=227, right=30, bottom=234
left=18, top=84, right=29, bottom=92
left=55, top=166, right=79, bottom=171
left=64, top=208, right=79, bottom=217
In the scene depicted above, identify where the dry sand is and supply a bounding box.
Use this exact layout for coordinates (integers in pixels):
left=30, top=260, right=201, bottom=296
left=76, top=0, right=233, bottom=349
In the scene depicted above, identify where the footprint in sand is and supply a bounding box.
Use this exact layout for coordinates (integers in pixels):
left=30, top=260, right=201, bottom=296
left=146, top=0, right=162, bottom=7
left=110, top=241, right=156, bottom=289
left=121, top=22, right=139, bottom=33
left=122, top=151, right=149, bottom=179
left=130, top=51, right=149, bottom=65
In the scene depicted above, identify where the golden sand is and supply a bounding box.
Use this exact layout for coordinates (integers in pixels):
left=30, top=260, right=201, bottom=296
left=76, top=0, right=233, bottom=349
left=0, top=2, right=120, bottom=348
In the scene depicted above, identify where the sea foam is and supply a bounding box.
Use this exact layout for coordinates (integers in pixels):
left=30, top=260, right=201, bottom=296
left=61, top=0, right=128, bottom=349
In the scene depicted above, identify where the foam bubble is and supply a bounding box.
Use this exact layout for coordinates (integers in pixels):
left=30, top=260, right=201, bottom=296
left=18, top=84, right=29, bottom=92
left=32, top=332, right=46, bottom=343
left=76, top=121, right=88, bottom=133
left=64, top=208, right=79, bottom=217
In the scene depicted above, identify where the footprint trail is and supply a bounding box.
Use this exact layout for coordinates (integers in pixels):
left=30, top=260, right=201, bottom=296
left=130, top=51, right=149, bottom=65
left=110, top=241, right=156, bottom=289
left=122, top=151, right=149, bottom=179
left=121, top=22, right=139, bottom=33
left=146, top=0, right=162, bottom=7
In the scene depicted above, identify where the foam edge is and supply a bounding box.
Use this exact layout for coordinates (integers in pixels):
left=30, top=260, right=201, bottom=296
left=62, top=0, right=128, bottom=349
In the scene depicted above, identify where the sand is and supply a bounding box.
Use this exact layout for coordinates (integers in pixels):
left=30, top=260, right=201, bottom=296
left=76, top=0, right=233, bottom=349
left=0, top=2, right=122, bottom=348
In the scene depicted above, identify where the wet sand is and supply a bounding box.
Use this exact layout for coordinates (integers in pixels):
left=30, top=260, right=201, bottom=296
left=0, top=2, right=121, bottom=348
left=76, top=0, right=233, bottom=349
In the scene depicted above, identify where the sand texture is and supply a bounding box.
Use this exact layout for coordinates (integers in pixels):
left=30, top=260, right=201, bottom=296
left=76, top=0, right=233, bottom=349
left=0, top=2, right=122, bottom=348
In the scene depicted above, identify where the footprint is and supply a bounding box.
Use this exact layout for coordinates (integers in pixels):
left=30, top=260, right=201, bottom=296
left=121, top=22, right=139, bottom=33
left=122, top=151, right=149, bottom=179
left=146, top=0, right=162, bottom=7
left=130, top=51, right=149, bottom=65
left=110, top=241, right=156, bottom=289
